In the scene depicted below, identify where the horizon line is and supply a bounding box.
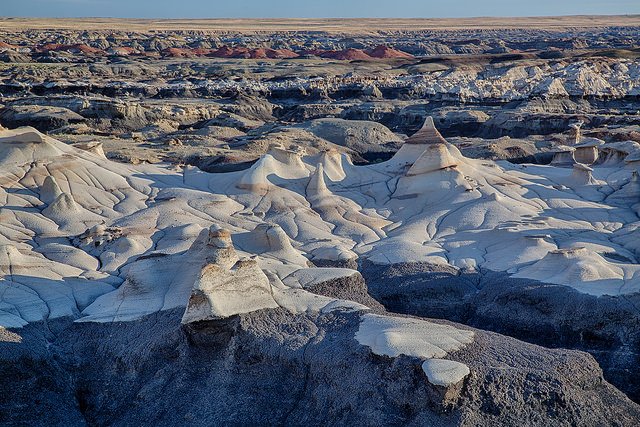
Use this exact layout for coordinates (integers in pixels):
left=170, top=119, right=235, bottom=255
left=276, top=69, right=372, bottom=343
left=2, top=13, right=640, bottom=20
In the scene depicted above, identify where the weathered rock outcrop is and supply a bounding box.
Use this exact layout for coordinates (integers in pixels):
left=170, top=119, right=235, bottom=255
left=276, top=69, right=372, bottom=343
left=2, top=308, right=639, bottom=426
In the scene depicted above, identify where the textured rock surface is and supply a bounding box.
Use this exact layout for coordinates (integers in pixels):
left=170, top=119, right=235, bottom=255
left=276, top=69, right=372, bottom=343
left=2, top=308, right=640, bottom=426
left=362, top=262, right=640, bottom=403
left=1, top=48, right=640, bottom=425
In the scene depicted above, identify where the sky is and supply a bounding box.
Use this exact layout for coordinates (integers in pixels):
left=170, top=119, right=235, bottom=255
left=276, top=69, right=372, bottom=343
left=2, top=0, right=640, bottom=19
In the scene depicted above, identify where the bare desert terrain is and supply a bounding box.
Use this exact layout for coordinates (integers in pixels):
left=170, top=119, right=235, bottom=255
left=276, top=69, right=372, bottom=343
left=1, top=15, right=640, bottom=427
left=2, top=15, right=639, bottom=32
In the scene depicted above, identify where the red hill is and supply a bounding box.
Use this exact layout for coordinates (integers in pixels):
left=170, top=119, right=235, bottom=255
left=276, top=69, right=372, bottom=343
left=320, top=48, right=372, bottom=60
left=0, top=41, right=20, bottom=50
left=367, top=45, right=414, bottom=59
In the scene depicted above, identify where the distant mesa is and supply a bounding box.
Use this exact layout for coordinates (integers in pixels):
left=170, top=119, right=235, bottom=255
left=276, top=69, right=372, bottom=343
left=309, top=46, right=413, bottom=61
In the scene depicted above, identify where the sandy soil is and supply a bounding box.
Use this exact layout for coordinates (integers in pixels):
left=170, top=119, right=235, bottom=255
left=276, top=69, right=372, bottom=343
left=1, top=15, right=639, bottom=33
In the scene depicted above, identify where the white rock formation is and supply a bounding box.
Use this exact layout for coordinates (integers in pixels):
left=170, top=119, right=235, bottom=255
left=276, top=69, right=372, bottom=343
left=40, top=175, right=63, bottom=205
left=180, top=225, right=348, bottom=323
left=355, top=314, right=474, bottom=359
left=2, top=118, right=640, bottom=328
left=513, top=247, right=625, bottom=296
left=550, top=146, right=576, bottom=166
left=182, top=258, right=278, bottom=323
left=564, top=163, right=602, bottom=187
left=421, top=359, right=471, bottom=387
left=356, top=314, right=474, bottom=386
left=72, top=141, right=107, bottom=159
left=574, top=138, right=602, bottom=165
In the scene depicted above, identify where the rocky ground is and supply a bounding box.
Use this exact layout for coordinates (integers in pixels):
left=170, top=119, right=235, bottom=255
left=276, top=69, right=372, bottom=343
left=2, top=18, right=640, bottom=426
left=1, top=22, right=639, bottom=170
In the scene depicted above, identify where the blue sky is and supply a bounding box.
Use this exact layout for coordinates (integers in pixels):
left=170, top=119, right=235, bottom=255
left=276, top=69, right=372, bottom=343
left=3, top=0, right=640, bottom=18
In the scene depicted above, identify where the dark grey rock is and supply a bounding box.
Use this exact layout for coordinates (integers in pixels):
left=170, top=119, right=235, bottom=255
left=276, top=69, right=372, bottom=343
left=1, top=304, right=639, bottom=426
left=0, top=105, right=85, bottom=132
left=361, top=261, right=640, bottom=404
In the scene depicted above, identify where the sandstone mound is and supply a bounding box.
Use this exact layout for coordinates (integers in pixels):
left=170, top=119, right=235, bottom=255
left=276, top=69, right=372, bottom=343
left=406, top=143, right=459, bottom=175
left=0, top=127, right=64, bottom=164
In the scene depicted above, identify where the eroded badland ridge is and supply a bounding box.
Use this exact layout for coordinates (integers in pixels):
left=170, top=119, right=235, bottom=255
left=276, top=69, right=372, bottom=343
left=1, top=16, right=640, bottom=426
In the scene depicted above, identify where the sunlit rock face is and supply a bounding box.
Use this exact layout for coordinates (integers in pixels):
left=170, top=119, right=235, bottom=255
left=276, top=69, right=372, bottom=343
left=2, top=118, right=640, bottom=425
left=181, top=226, right=279, bottom=324
left=4, top=117, right=640, bottom=327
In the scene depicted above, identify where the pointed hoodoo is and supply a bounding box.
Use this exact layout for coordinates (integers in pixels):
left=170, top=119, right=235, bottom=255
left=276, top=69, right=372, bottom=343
left=41, top=191, right=102, bottom=233
left=42, top=192, right=81, bottom=219
left=237, top=146, right=310, bottom=194
left=307, top=163, right=329, bottom=198
left=40, top=175, right=63, bottom=205
left=405, top=116, right=449, bottom=145
left=390, top=116, right=462, bottom=173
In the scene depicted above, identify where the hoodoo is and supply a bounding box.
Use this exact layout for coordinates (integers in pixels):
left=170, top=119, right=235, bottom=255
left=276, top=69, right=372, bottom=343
left=389, top=116, right=460, bottom=172
left=307, top=163, right=330, bottom=197
left=182, top=249, right=278, bottom=324
left=565, top=162, right=601, bottom=187
left=40, top=175, right=63, bottom=205
left=405, top=116, right=449, bottom=145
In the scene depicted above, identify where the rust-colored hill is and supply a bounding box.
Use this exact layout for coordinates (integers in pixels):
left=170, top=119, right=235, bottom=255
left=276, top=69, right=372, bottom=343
left=367, top=45, right=414, bottom=59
